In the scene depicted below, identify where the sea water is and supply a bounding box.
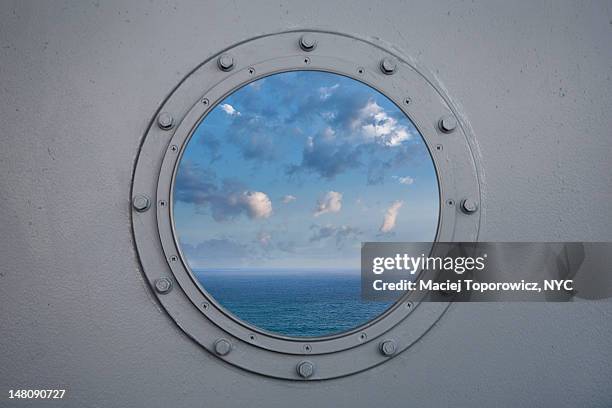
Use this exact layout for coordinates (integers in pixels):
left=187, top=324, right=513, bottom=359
left=193, top=270, right=392, bottom=337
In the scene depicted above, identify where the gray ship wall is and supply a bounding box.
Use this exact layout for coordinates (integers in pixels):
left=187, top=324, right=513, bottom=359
left=1, top=1, right=611, bottom=407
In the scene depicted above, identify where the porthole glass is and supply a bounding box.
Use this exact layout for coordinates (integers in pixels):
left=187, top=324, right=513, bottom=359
left=173, top=71, right=439, bottom=337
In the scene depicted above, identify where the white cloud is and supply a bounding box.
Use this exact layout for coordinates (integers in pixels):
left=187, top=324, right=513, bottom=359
left=393, top=175, right=415, bottom=185
left=306, top=136, right=314, bottom=149
left=380, top=200, right=404, bottom=233
left=321, top=111, right=337, bottom=121
left=355, top=100, right=411, bottom=146
left=220, top=103, right=241, bottom=116
left=238, top=191, right=272, bottom=219
left=314, top=191, right=343, bottom=217
left=318, top=84, right=339, bottom=100
left=282, top=195, right=297, bottom=204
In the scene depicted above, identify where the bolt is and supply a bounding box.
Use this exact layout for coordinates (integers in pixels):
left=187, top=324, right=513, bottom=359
left=132, top=194, right=150, bottom=212
left=380, top=339, right=397, bottom=356
left=299, top=34, right=317, bottom=51
left=214, top=338, right=232, bottom=356
left=380, top=57, right=397, bottom=75
left=157, top=112, right=174, bottom=130
left=461, top=198, right=479, bottom=214
left=438, top=115, right=457, bottom=133
left=154, top=277, right=172, bottom=294
left=217, top=54, right=234, bottom=71
left=296, top=361, right=315, bottom=379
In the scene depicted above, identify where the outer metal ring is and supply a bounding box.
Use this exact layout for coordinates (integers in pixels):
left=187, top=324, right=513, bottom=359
left=131, top=30, right=482, bottom=380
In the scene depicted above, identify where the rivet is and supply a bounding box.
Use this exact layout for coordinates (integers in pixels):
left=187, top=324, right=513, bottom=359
left=214, top=338, right=232, bottom=356
left=460, top=198, right=479, bottom=214
left=380, top=57, right=397, bottom=75
left=303, top=344, right=312, bottom=353
left=299, top=34, right=317, bottom=51
left=201, top=98, right=209, bottom=106
left=438, top=115, right=457, bottom=133
left=132, top=194, right=151, bottom=212
left=296, top=361, right=315, bottom=379
left=379, top=339, right=397, bottom=356
left=157, top=112, right=174, bottom=130
left=217, top=54, right=235, bottom=72
left=154, top=277, right=172, bottom=294
left=169, top=145, right=178, bottom=152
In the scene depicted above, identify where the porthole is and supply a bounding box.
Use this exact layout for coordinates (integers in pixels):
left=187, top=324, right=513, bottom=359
left=174, top=70, right=439, bottom=338
left=132, top=30, right=482, bottom=379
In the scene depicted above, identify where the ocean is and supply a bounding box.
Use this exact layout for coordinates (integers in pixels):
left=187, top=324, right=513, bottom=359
left=193, top=270, right=392, bottom=337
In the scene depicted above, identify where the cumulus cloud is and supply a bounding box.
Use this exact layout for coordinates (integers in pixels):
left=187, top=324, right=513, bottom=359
left=239, top=191, right=272, bottom=219
left=319, top=84, right=339, bottom=100
left=282, top=195, right=297, bottom=204
left=393, top=175, right=415, bottom=185
left=174, top=162, right=272, bottom=222
left=355, top=100, right=411, bottom=146
left=220, top=103, right=240, bottom=116
left=314, top=191, right=343, bottom=217
left=309, top=224, right=361, bottom=247
left=287, top=97, right=419, bottom=181
left=380, top=200, right=404, bottom=233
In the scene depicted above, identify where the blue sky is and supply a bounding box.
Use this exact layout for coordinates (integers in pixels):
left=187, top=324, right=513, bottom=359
left=173, top=71, right=439, bottom=270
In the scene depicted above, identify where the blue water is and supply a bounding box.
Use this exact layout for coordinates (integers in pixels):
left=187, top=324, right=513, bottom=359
left=194, top=271, right=392, bottom=337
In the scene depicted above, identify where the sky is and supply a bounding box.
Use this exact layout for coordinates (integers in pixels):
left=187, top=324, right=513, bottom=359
left=173, top=71, right=439, bottom=271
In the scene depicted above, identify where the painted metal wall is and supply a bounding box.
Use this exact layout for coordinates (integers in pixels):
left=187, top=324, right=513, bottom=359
left=1, top=1, right=611, bottom=406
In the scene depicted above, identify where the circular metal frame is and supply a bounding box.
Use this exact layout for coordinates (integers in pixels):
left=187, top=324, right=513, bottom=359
left=131, top=30, right=482, bottom=380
